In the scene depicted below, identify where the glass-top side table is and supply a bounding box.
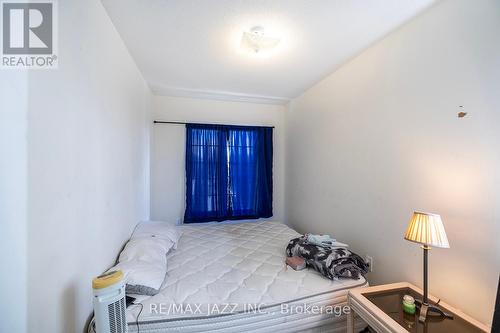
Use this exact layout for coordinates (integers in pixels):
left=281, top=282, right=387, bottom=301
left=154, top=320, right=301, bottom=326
left=347, top=282, right=490, bottom=333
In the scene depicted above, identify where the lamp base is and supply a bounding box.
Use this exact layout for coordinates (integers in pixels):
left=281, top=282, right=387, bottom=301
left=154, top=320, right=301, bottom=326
left=415, top=299, right=454, bottom=322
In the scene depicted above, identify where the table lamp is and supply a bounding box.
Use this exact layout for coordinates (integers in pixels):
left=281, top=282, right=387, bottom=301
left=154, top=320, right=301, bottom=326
left=404, top=211, right=453, bottom=322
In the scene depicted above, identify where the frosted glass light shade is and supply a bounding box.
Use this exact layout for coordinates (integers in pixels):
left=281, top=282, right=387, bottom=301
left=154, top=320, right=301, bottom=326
left=404, top=212, right=450, bottom=248
left=241, top=26, right=280, bottom=53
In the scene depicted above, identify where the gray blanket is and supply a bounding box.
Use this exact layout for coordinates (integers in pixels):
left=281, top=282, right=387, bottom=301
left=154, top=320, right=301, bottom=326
left=286, top=236, right=369, bottom=280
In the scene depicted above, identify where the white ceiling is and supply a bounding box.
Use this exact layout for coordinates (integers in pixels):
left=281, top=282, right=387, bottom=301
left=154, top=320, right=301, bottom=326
left=101, top=0, right=436, bottom=104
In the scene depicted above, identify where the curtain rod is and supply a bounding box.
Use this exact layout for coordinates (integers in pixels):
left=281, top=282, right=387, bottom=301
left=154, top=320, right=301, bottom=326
left=153, top=120, right=274, bottom=128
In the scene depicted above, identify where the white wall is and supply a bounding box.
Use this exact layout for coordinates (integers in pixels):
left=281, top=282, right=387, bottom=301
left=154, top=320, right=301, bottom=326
left=0, top=72, right=28, bottom=333
left=26, top=1, right=151, bottom=332
left=286, top=0, right=499, bottom=326
left=151, top=95, right=285, bottom=223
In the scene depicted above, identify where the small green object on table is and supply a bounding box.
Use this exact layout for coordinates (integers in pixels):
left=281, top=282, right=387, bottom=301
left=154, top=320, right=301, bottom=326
left=402, top=294, right=416, bottom=315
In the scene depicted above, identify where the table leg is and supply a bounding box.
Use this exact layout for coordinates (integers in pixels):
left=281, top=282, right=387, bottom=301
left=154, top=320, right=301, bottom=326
left=347, top=309, right=355, bottom=333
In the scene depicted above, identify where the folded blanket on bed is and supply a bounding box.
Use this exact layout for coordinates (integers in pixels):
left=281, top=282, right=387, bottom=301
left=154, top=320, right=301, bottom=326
left=306, top=234, right=335, bottom=246
left=286, top=235, right=368, bottom=280
left=305, top=233, right=348, bottom=248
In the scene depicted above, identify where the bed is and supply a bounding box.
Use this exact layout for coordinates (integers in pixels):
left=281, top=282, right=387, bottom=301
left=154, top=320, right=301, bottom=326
left=92, top=221, right=368, bottom=332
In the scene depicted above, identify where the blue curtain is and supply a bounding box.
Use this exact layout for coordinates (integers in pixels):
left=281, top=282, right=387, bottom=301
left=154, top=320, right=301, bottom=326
left=184, top=124, right=273, bottom=223
left=184, top=124, right=228, bottom=222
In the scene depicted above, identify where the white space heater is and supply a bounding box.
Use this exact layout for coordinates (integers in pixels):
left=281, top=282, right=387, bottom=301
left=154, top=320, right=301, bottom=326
left=92, top=270, right=128, bottom=333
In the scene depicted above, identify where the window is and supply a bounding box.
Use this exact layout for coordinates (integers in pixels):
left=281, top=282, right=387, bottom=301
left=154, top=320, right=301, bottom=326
left=184, top=124, right=273, bottom=223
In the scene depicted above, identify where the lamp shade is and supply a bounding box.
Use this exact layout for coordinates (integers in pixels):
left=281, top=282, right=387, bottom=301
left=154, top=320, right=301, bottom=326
left=404, top=212, right=450, bottom=248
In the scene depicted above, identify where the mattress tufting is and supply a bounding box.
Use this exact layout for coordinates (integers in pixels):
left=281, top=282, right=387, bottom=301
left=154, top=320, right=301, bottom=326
left=123, top=221, right=367, bottom=332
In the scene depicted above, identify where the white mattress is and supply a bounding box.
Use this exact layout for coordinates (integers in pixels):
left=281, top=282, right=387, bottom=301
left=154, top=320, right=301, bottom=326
left=126, top=221, right=368, bottom=332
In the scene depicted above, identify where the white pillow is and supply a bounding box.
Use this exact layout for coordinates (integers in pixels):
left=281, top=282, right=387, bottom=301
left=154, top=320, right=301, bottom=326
left=118, top=237, right=172, bottom=264
left=107, top=221, right=183, bottom=296
left=132, top=221, right=182, bottom=248
left=113, top=259, right=166, bottom=296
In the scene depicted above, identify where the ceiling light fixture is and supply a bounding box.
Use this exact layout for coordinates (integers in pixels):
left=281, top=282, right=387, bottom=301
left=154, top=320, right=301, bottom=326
left=241, top=26, right=280, bottom=53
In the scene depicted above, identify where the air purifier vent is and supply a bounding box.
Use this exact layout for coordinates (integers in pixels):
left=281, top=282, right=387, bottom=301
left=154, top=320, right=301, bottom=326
left=107, top=295, right=126, bottom=333
left=108, top=302, right=116, bottom=333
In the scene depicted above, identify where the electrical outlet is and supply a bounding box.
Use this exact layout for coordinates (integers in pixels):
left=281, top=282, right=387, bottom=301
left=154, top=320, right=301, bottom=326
left=176, top=218, right=182, bottom=225
left=365, top=256, right=374, bottom=272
